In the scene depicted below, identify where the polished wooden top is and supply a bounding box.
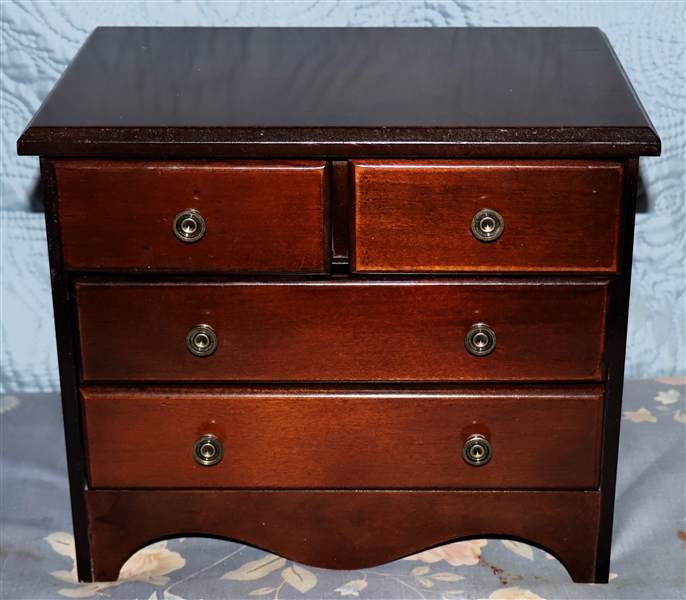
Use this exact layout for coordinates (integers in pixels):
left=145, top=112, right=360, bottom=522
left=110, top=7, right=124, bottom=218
left=18, top=27, right=660, bottom=157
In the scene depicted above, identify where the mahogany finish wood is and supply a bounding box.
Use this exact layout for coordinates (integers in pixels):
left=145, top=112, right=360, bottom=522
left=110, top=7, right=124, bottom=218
left=331, top=160, right=350, bottom=273
left=39, top=159, right=93, bottom=580
left=82, top=385, right=603, bottom=490
left=352, top=160, right=624, bottom=273
left=594, top=158, right=640, bottom=581
left=85, top=489, right=602, bottom=582
left=17, top=28, right=659, bottom=158
left=75, top=280, right=608, bottom=382
left=52, top=159, right=328, bottom=273
left=20, top=26, right=660, bottom=585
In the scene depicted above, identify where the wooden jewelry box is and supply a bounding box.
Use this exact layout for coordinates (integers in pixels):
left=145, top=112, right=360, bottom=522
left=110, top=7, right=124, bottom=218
left=18, top=27, right=660, bottom=583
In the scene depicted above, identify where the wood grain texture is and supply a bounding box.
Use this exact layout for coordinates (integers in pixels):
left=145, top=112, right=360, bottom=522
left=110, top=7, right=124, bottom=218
left=39, top=159, right=93, bottom=581
left=594, top=157, right=639, bottom=581
left=52, top=159, right=328, bottom=273
left=75, top=280, right=608, bottom=382
left=331, top=160, right=349, bottom=274
left=85, top=489, right=602, bottom=582
left=17, top=28, right=660, bottom=158
left=23, top=25, right=661, bottom=588
left=352, top=160, right=625, bottom=273
left=82, top=385, right=603, bottom=490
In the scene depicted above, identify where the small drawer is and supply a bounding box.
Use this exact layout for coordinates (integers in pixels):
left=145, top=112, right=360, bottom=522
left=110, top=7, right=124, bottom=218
left=75, top=280, right=608, bottom=382
left=82, top=385, right=603, bottom=490
left=351, top=160, right=625, bottom=273
left=51, top=159, right=328, bottom=273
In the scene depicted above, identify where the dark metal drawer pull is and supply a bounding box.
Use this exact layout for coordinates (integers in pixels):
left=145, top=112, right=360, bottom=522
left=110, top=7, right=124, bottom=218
left=173, top=208, right=206, bottom=243
left=471, top=208, right=504, bottom=242
left=186, top=324, right=217, bottom=357
left=465, top=323, right=496, bottom=356
left=193, top=434, right=224, bottom=466
left=462, top=434, right=493, bottom=467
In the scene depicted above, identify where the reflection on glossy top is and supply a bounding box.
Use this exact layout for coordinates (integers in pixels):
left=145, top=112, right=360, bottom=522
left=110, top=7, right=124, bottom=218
left=18, top=27, right=660, bottom=156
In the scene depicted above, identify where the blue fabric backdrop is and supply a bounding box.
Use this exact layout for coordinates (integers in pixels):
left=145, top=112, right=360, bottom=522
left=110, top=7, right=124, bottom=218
left=1, top=1, right=684, bottom=391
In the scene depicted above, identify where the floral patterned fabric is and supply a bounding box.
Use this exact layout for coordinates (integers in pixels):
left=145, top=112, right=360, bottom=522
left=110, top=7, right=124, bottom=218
left=1, top=379, right=684, bottom=599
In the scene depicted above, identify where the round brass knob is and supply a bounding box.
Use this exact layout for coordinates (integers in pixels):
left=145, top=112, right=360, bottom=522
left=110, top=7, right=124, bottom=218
left=186, top=324, right=217, bottom=357
left=471, top=208, right=504, bottom=242
left=173, top=209, right=206, bottom=243
left=465, top=323, right=496, bottom=356
left=193, top=434, right=224, bottom=466
left=462, top=434, right=492, bottom=467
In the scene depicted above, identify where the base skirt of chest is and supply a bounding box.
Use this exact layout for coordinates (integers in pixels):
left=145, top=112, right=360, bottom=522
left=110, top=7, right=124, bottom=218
left=84, top=489, right=602, bottom=583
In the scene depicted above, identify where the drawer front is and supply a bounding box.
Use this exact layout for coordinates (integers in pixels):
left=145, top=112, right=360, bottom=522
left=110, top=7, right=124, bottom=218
left=76, top=280, right=607, bottom=381
left=82, top=386, right=603, bottom=490
left=52, top=159, right=328, bottom=273
left=351, top=160, right=625, bottom=273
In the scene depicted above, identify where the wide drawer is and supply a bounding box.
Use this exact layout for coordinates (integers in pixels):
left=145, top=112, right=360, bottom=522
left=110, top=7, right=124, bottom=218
left=351, top=160, right=625, bottom=273
left=82, top=385, right=604, bottom=490
left=50, top=159, right=328, bottom=273
left=75, top=280, right=607, bottom=381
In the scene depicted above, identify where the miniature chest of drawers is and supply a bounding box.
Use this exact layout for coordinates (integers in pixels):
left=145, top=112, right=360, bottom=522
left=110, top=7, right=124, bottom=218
left=18, top=27, right=660, bottom=583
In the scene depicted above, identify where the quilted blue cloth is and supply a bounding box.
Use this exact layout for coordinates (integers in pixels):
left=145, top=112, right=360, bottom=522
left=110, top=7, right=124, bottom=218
left=1, top=2, right=684, bottom=392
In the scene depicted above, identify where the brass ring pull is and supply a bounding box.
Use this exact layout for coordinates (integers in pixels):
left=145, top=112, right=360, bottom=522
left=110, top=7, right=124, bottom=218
left=193, top=434, right=224, bottom=466
left=173, top=209, right=206, bottom=243
left=462, top=434, right=492, bottom=467
left=471, top=208, right=504, bottom=242
left=465, top=323, right=496, bottom=356
left=186, top=324, right=217, bottom=357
